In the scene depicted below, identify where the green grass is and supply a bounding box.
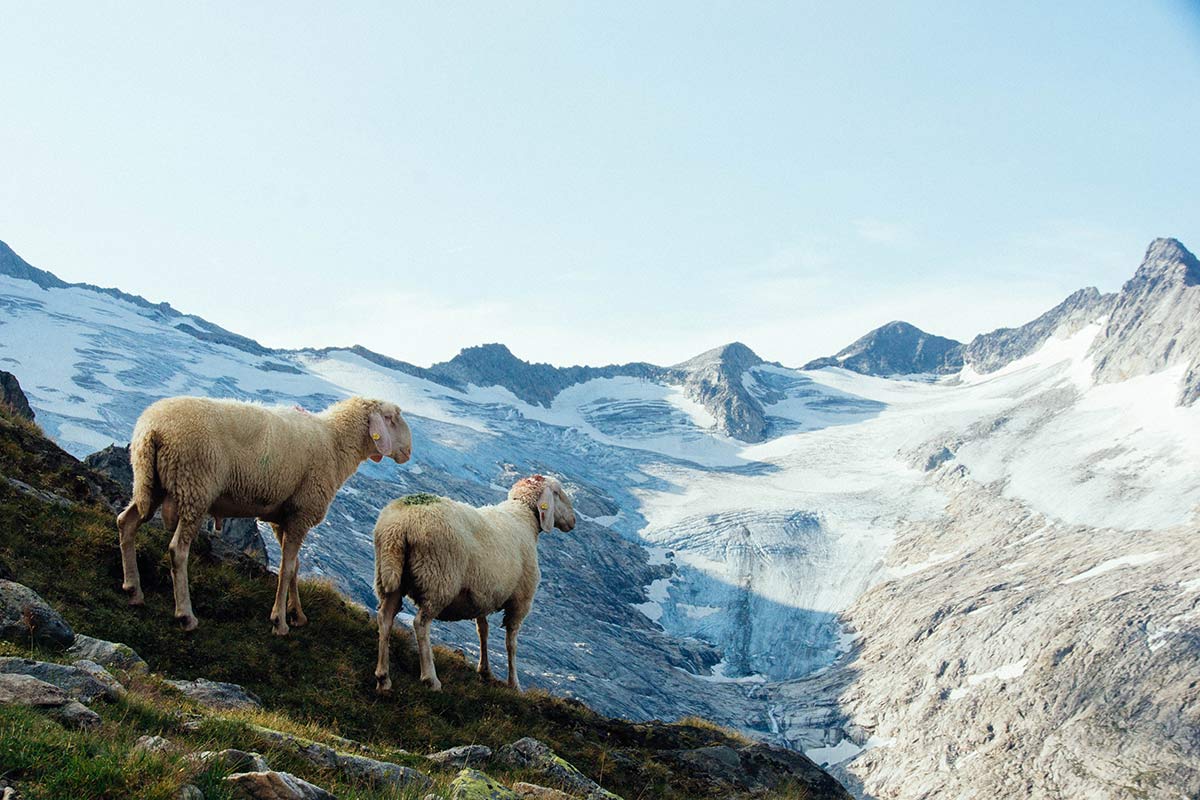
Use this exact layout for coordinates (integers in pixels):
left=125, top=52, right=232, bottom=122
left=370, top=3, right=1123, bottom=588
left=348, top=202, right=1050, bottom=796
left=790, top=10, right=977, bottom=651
left=0, top=406, right=837, bottom=799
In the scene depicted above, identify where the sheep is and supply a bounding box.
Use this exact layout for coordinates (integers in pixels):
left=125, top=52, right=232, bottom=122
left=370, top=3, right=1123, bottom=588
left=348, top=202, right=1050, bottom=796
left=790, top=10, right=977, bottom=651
left=115, top=396, right=412, bottom=635
left=372, top=474, right=576, bottom=693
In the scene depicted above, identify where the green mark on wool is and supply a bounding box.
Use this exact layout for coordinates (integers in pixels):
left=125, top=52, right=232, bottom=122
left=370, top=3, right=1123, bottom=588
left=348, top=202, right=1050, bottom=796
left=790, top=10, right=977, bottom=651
left=399, top=493, right=441, bottom=506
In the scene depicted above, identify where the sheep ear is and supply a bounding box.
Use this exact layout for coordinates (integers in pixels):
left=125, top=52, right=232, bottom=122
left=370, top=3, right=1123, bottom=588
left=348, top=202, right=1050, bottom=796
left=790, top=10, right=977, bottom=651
left=368, top=410, right=392, bottom=462
left=536, top=484, right=555, bottom=533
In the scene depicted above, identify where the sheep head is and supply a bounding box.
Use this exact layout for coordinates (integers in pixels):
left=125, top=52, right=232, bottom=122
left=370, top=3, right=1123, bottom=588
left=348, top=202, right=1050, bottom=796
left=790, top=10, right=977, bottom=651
left=509, top=474, right=576, bottom=534
left=366, top=400, right=412, bottom=464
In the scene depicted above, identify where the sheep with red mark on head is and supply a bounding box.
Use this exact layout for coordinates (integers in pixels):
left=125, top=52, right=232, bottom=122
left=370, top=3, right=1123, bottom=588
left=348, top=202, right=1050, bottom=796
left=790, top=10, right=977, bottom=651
left=116, top=396, right=411, bottom=635
left=372, top=474, right=575, bottom=693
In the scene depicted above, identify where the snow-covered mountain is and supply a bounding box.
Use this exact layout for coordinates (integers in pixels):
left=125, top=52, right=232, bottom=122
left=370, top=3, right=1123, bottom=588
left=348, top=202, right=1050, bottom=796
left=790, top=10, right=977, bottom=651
left=1, top=237, right=1197, bottom=799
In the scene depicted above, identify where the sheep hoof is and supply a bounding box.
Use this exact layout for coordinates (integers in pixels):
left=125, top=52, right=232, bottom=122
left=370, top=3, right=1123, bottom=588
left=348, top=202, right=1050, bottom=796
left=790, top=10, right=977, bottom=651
left=422, top=677, right=442, bottom=692
left=126, top=589, right=145, bottom=606
left=289, top=611, right=308, bottom=628
left=176, top=614, right=199, bottom=632
left=478, top=669, right=493, bottom=681
left=375, top=676, right=392, bottom=694
left=272, top=622, right=290, bottom=637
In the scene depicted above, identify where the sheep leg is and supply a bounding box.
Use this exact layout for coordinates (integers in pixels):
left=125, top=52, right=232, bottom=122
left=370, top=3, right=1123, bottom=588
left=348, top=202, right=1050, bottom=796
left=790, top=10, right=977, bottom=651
left=287, top=568, right=308, bottom=627
left=117, top=500, right=155, bottom=606
left=475, top=615, right=493, bottom=680
left=265, top=522, right=307, bottom=626
left=168, top=515, right=201, bottom=631
left=503, top=608, right=527, bottom=691
left=413, top=604, right=442, bottom=692
left=374, top=591, right=403, bottom=694
left=270, top=532, right=304, bottom=636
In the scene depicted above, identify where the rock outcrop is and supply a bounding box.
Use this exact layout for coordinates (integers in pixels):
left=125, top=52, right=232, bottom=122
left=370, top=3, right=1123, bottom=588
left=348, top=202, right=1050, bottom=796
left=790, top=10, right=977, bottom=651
left=82, top=445, right=133, bottom=492
left=65, top=633, right=148, bottom=673
left=0, top=372, right=34, bottom=421
left=0, top=657, right=122, bottom=703
left=0, top=579, right=75, bottom=650
left=0, top=672, right=101, bottom=729
left=249, top=724, right=431, bottom=792
left=497, top=738, right=620, bottom=799
left=166, top=678, right=262, bottom=710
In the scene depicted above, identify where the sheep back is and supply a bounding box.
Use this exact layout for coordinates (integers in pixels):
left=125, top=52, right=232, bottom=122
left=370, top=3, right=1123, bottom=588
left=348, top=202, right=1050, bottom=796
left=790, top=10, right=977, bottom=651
left=373, top=495, right=539, bottom=621
left=133, top=397, right=341, bottom=520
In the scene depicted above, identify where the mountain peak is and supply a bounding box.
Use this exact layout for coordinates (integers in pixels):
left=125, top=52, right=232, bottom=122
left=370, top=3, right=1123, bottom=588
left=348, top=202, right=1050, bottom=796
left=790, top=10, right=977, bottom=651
left=1137, top=237, right=1200, bottom=286
left=674, top=341, right=764, bottom=373
left=1091, top=237, right=1200, bottom=404
left=804, top=321, right=963, bottom=376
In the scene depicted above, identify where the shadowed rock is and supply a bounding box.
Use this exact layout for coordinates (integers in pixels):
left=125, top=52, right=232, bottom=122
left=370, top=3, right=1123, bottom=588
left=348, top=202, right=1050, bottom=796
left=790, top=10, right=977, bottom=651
left=0, top=371, right=34, bottom=420
left=0, top=580, right=74, bottom=650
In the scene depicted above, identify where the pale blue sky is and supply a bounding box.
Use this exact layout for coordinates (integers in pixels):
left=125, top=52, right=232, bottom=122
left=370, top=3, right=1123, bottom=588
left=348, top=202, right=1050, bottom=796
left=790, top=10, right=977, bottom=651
left=2, top=3, right=1199, bottom=367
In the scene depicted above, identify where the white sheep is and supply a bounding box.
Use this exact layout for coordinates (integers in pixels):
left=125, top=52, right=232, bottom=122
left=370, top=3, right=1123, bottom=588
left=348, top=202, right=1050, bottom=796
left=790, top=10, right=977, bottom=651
left=372, top=474, right=576, bottom=692
left=116, top=396, right=412, bottom=635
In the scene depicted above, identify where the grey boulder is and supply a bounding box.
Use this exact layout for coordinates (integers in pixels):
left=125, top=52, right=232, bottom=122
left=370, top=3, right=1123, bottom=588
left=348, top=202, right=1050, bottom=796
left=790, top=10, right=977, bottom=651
left=224, top=771, right=336, bottom=800
left=0, top=580, right=74, bottom=650
left=0, top=657, right=120, bottom=703
left=427, top=744, right=493, bottom=768
left=66, top=634, right=147, bottom=673
left=166, top=678, right=262, bottom=710
left=0, top=673, right=100, bottom=729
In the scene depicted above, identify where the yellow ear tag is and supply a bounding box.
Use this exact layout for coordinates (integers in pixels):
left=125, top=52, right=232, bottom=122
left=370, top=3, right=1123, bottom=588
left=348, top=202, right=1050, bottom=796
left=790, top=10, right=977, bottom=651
left=371, top=433, right=381, bottom=441
left=540, top=502, right=548, bottom=510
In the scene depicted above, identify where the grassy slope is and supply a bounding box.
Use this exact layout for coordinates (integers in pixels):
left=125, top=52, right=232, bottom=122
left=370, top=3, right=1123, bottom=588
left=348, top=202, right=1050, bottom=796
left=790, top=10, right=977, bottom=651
left=0, top=407, right=842, bottom=800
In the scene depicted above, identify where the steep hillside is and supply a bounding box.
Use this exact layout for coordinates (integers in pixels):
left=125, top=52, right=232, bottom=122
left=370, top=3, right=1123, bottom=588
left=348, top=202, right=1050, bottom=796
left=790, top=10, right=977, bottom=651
left=0, top=402, right=847, bottom=800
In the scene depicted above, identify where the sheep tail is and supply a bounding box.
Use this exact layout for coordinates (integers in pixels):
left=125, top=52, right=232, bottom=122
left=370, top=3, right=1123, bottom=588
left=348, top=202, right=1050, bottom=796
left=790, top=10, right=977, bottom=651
left=128, top=426, right=161, bottom=520
left=374, top=527, right=406, bottom=600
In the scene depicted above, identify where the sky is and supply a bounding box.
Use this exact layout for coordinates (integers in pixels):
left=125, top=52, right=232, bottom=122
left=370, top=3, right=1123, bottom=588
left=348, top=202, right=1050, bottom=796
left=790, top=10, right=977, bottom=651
left=2, top=3, right=1199, bottom=369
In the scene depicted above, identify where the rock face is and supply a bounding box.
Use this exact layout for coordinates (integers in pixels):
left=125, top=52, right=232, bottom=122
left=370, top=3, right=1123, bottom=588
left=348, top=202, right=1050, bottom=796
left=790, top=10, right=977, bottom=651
left=961, top=286, right=1114, bottom=373
left=82, top=445, right=133, bottom=492
left=1089, top=237, right=1200, bottom=404
left=0, top=580, right=75, bottom=650
left=208, top=518, right=270, bottom=569
left=668, top=342, right=773, bottom=442
left=0, top=371, right=34, bottom=420
left=166, top=678, right=262, bottom=710
left=804, top=321, right=963, bottom=376
left=769, top=465, right=1200, bottom=799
